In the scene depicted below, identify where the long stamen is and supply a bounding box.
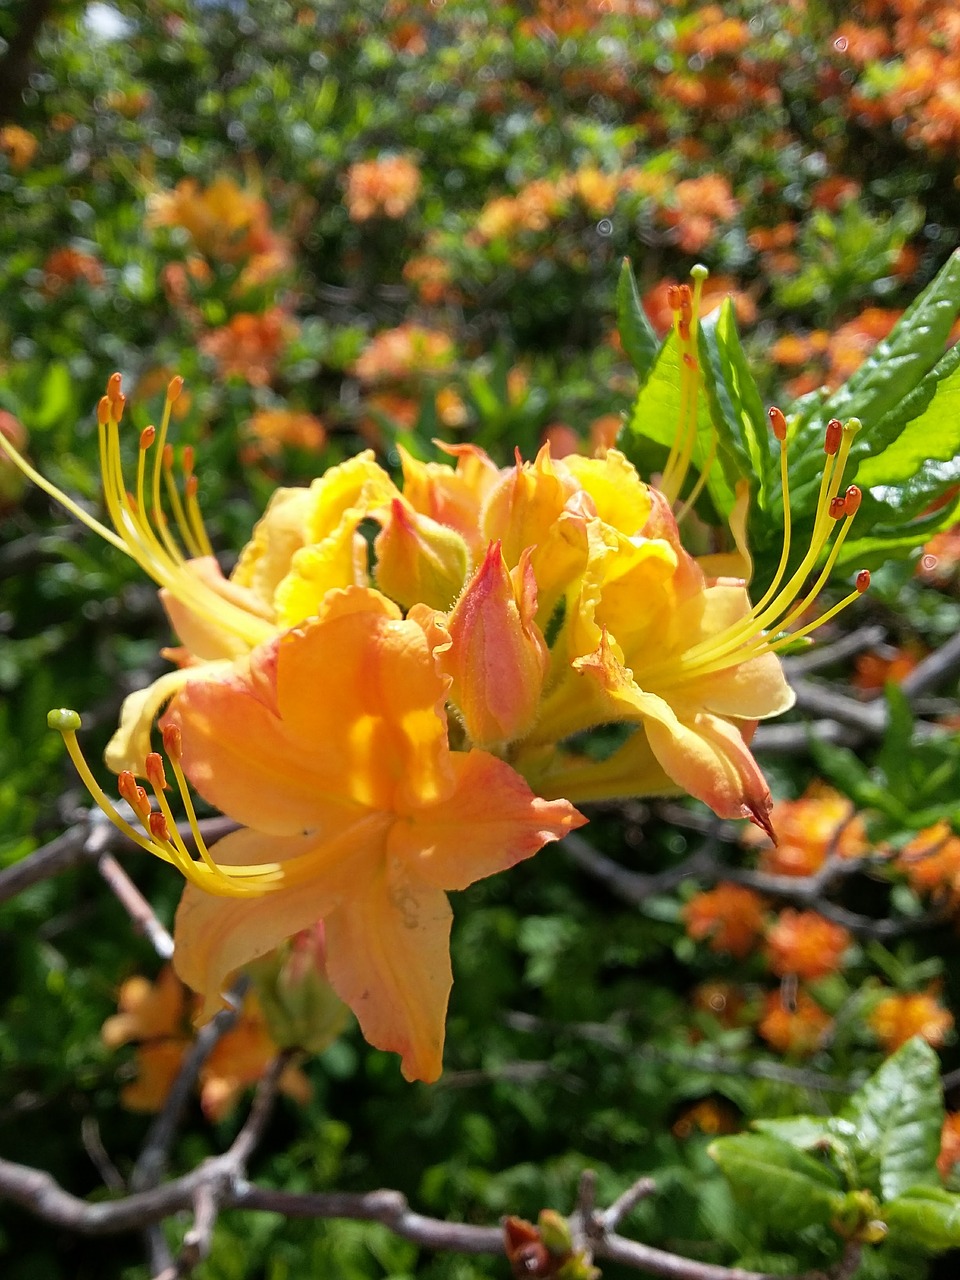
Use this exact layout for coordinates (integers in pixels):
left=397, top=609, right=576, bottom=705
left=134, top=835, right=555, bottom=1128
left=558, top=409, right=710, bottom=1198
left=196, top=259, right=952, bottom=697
left=161, top=444, right=202, bottom=559
left=661, top=265, right=708, bottom=507
left=9, top=372, right=272, bottom=648
left=641, top=413, right=869, bottom=690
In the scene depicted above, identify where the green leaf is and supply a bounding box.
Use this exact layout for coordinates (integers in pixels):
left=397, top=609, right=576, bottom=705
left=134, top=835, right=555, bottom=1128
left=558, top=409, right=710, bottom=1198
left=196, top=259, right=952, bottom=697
left=840, top=1037, right=943, bottom=1201
left=698, top=299, right=776, bottom=507
left=708, top=1133, right=843, bottom=1230
left=789, top=250, right=960, bottom=496
left=623, top=330, right=734, bottom=519
left=752, top=1116, right=838, bottom=1150
left=884, top=1187, right=960, bottom=1253
left=616, top=257, right=660, bottom=389
left=857, top=346, right=960, bottom=487
left=821, top=250, right=960, bottom=442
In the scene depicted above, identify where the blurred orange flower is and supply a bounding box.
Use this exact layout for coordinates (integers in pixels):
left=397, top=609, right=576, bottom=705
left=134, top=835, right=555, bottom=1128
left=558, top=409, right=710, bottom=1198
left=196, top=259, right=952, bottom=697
left=671, top=1097, right=740, bottom=1139
left=939, top=1113, right=960, bottom=1181
left=0, top=124, right=37, bottom=172
left=758, top=989, right=832, bottom=1055
left=869, top=989, right=954, bottom=1054
left=200, top=307, right=298, bottom=386
left=243, top=408, right=327, bottom=458
left=41, top=248, right=105, bottom=295
left=765, top=909, right=851, bottom=981
left=352, top=324, right=455, bottom=382
left=148, top=176, right=287, bottom=270
left=345, top=154, right=421, bottom=221
left=743, top=783, right=869, bottom=878
left=898, top=822, right=960, bottom=900
left=852, top=644, right=924, bottom=692
left=683, top=883, right=766, bottom=958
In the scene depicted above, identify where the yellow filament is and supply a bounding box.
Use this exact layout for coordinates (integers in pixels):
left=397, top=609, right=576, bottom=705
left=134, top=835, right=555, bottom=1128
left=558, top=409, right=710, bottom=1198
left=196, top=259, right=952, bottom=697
left=186, top=485, right=214, bottom=558
left=768, top=586, right=863, bottom=649
left=674, top=428, right=717, bottom=524
left=162, top=457, right=203, bottom=559
left=166, top=750, right=237, bottom=883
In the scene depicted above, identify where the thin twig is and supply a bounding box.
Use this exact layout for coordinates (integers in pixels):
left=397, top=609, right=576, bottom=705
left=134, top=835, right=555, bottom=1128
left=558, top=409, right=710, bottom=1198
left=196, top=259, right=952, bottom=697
left=97, top=852, right=174, bottom=959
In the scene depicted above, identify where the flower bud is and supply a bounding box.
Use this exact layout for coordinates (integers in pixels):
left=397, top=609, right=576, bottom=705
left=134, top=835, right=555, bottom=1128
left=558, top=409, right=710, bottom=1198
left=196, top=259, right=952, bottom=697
left=246, top=923, right=351, bottom=1056
left=374, top=497, right=470, bottom=611
left=440, top=541, right=548, bottom=748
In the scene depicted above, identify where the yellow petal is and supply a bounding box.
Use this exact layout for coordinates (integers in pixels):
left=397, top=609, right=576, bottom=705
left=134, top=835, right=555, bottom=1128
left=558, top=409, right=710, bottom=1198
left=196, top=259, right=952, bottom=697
left=105, top=667, right=202, bottom=774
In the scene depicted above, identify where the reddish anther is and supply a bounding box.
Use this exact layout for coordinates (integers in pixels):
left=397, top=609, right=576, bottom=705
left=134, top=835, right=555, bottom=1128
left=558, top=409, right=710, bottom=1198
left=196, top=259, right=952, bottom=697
left=118, top=770, right=146, bottom=813
left=843, top=484, right=862, bottom=517
left=678, top=320, right=691, bottom=342
left=768, top=406, right=787, bottom=441
left=167, top=375, right=184, bottom=401
left=148, top=811, right=171, bottom=842
left=145, top=752, right=168, bottom=790
left=829, top=495, right=846, bottom=519
left=162, top=723, right=182, bottom=760
left=162, top=443, right=174, bottom=469
left=97, top=396, right=111, bottom=426
left=185, top=475, right=198, bottom=499
left=140, top=425, right=156, bottom=450
left=182, top=444, right=195, bottom=475
left=824, top=419, right=842, bottom=455
left=113, top=393, right=126, bottom=422
left=856, top=569, right=871, bottom=594
left=666, top=284, right=682, bottom=309
left=107, top=372, right=123, bottom=399
left=682, top=352, right=697, bottom=369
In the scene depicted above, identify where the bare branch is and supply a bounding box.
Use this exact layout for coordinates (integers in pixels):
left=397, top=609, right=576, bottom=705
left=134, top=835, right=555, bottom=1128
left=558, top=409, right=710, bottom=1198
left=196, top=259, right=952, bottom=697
left=97, top=852, right=174, bottom=959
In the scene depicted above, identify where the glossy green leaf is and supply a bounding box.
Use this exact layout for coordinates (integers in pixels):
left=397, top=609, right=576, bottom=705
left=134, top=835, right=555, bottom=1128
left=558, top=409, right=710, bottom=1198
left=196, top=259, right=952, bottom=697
left=616, top=257, right=660, bottom=389
left=884, top=1187, right=960, bottom=1253
left=708, top=1133, right=843, bottom=1230
left=841, top=1037, right=943, bottom=1201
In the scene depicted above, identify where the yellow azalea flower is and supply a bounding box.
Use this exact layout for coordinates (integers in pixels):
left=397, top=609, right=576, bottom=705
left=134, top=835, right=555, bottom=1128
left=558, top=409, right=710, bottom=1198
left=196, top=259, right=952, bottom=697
left=87, top=586, right=579, bottom=1083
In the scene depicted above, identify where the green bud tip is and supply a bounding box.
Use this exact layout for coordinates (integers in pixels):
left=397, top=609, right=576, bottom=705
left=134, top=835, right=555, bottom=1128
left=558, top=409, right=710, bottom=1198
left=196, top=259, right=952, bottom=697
left=47, top=708, right=82, bottom=733
left=690, top=263, right=709, bottom=281
left=843, top=417, right=862, bottom=435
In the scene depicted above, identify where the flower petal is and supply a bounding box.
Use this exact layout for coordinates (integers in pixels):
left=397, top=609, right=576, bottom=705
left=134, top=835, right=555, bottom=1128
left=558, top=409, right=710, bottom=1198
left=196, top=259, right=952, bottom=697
left=323, top=857, right=452, bottom=1083
left=389, top=749, right=585, bottom=891
left=173, top=826, right=377, bottom=1021
left=105, top=667, right=206, bottom=774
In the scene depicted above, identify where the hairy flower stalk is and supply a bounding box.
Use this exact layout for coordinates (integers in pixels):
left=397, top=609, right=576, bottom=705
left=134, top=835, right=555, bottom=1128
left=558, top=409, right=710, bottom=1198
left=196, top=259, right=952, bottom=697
left=4, top=363, right=869, bottom=1077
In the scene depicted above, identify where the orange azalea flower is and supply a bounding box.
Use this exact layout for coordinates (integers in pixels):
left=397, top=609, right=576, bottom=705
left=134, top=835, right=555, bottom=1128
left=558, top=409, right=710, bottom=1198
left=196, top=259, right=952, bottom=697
left=898, top=822, right=960, bottom=900
left=758, top=989, right=832, bottom=1056
left=765, top=909, right=851, bottom=981
left=344, top=155, right=421, bottom=221
left=102, top=965, right=186, bottom=1048
left=939, top=1113, right=960, bottom=1181
left=918, top=525, right=960, bottom=584
left=869, top=989, right=954, bottom=1054
left=0, top=124, right=37, bottom=172
left=683, top=883, right=766, bottom=958
left=243, top=409, right=327, bottom=459
left=352, top=324, right=455, bottom=383
left=162, top=588, right=583, bottom=1082
left=147, top=175, right=287, bottom=268
left=852, top=644, right=923, bottom=692
left=41, top=248, right=105, bottom=295
left=200, top=308, right=298, bottom=386
left=403, top=254, right=456, bottom=305
left=671, top=1097, right=740, bottom=1139
left=199, top=995, right=312, bottom=1121
left=743, top=783, right=869, bottom=878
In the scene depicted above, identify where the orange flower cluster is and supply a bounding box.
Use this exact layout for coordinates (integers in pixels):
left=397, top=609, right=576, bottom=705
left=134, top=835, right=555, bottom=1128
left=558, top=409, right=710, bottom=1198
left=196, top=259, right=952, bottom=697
left=40, top=247, right=105, bottom=296
left=200, top=307, right=298, bottom=386
left=939, top=1113, right=960, bottom=1181
left=659, top=174, right=740, bottom=255
left=101, top=965, right=311, bottom=1119
left=757, top=989, right=832, bottom=1056
left=352, top=323, right=455, bottom=383
left=683, top=883, right=766, bottom=958
left=898, top=822, right=960, bottom=905
left=0, top=124, right=37, bottom=172
left=771, top=307, right=904, bottom=399
left=742, top=783, right=869, bottom=878
left=242, top=408, right=327, bottom=460
left=147, top=176, right=289, bottom=276
left=835, top=3, right=960, bottom=153
left=765, top=909, right=851, bottom=982
left=869, top=988, right=954, bottom=1055
left=747, top=221, right=800, bottom=276
left=675, top=6, right=751, bottom=60
left=851, top=643, right=923, bottom=693
left=918, top=525, right=960, bottom=586
left=344, top=154, right=421, bottom=221
left=403, top=253, right=457, bottom=305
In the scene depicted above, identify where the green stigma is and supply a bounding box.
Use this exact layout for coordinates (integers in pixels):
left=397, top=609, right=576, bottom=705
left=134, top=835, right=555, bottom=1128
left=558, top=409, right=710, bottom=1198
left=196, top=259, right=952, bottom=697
left=47, top=708, right=82, bottom=733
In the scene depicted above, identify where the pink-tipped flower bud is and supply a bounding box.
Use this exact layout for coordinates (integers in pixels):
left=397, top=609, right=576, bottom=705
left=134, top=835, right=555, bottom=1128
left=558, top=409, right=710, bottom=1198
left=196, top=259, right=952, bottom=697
left=439, top=540, right=548, bottom=749
left=373, top=497, right=469, bottom=611
left=246, top=923, right=350, bottom=1055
